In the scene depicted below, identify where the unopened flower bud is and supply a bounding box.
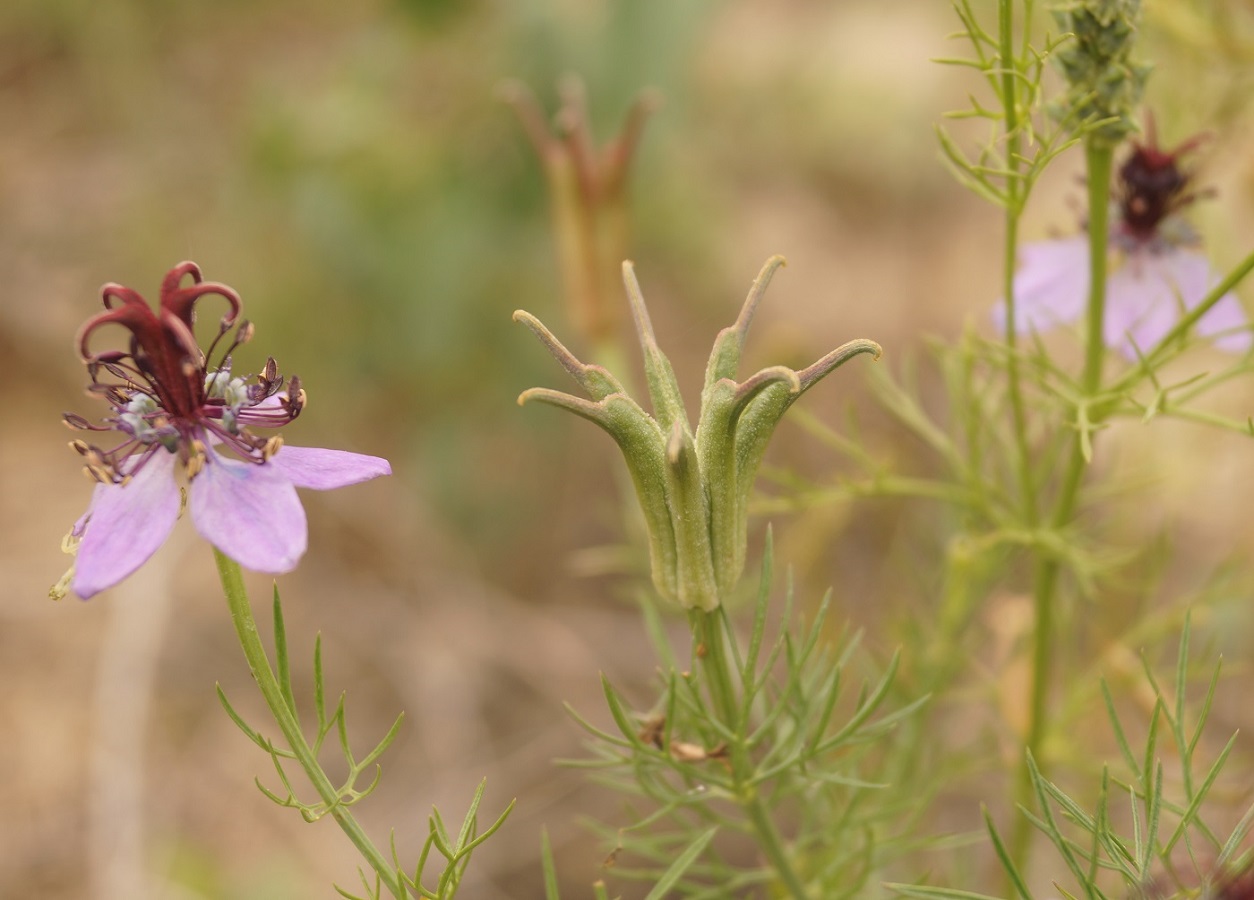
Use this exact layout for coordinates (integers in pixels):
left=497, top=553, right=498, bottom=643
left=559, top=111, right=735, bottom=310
left=1051, top=0, right=1151, bottom=146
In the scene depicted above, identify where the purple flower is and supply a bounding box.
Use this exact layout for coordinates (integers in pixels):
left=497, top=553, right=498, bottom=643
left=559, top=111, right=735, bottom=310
left=59, top=262, right=390, bottom=600
left=997, top=127, right=1251, bottom=358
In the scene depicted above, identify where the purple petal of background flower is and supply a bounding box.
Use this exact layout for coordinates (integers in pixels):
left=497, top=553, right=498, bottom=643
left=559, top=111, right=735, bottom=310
left=266, top=446, right=392, bottom=490
left=995, top=236, right=1090, bottom=337
left=1106, top=250, right=1251, bottom=358
left=996, top=238, right=1250, bottom=357
left=190, top=454, right=308, bottom=574
left=73, top=452, right=181, bottom=599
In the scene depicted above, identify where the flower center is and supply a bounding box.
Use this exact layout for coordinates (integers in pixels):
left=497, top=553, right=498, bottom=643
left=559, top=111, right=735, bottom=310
left=64, top=263, right=305, bottom=484
left=1115, top=124, right=1207, bottom=249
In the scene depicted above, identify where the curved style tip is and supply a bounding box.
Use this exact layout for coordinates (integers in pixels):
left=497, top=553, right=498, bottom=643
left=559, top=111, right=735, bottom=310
left=730, top=255, right=789, bottom=337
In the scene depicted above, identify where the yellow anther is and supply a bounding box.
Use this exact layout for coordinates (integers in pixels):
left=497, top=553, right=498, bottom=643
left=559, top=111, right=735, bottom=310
left=262, top=435, right=284, bottom=461
left=49, top=533, right=81, bottom=601
left=185, top=453, right=205, bottom=480
left=84, top=465, right=112, bottom=484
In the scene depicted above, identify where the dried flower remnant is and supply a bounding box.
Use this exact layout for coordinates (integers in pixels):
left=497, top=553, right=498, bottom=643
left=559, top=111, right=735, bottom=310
left=55, top=262, right=390, bottom=600
left=501, top=76, right=659, bottom=350
left=997, top=124, right=1251, bottom=358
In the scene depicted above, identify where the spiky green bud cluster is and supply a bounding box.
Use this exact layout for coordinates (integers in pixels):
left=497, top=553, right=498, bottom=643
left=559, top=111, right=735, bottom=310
left=1051, top=0, right=1151, bottom=146
left=515, top=258, right=880, bottom=610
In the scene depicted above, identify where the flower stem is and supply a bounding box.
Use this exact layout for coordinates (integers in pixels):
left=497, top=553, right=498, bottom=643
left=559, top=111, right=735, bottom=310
left=692, top=608, right=811, bottom=900
left=213, top=550, right=408, bottom=899
left=692, top=608, right=738, bottom=726
left=1009, top=137, right=1114, bottom=873
left=1028, top=141, right=1112, bottom=758
left=1080, top=140, right=1113, bottom=397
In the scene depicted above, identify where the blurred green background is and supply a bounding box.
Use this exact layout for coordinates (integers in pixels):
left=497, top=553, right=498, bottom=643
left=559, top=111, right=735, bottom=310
left=3, top=0, right=1254, bottom=897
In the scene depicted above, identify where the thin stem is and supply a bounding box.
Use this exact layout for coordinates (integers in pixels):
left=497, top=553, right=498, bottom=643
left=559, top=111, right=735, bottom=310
left=1028, top=142, right=1113, bottom=743
left=692, top=608, right=811, bottom=900
left=997, top=0, right=1039, bottom=530
left=1009, top=137, right=1115, bottom=873
left=213, top=550, right=408, bottom=899
left=1080, top=141, right=1113, bottom=398
left=693, top=608, right=738, bottom=727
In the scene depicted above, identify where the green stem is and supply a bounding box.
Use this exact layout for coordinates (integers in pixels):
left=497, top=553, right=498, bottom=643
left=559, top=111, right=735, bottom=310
left=1009, top=138, right=1114, bottom=873
left=692, top=609, right=738, bottom=727
left=692, top=609, right=810, bottom=900
left=213, top=550, right=408, bottom=899
left=1027, top=142, right=1112, bottom=747
left=1080, top=141, right=1113, bottom=398
left=997, top=0, right=1038, bottom=531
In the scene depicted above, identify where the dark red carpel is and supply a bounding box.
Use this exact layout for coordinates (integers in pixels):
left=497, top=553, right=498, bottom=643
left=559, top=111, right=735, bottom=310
left=75, top=262, right=243, bottom=420
left=1117, top=116, right=1209, bottom=242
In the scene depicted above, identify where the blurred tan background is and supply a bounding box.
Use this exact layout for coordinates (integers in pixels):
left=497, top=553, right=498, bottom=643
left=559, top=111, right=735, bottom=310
left=4, top=0, right=1254, bottom=897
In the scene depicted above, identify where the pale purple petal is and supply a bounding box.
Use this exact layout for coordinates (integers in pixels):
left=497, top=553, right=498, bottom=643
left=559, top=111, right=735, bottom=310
left=265, top=445, right=392, bottom=491
left=994, top=236, right=1090, bottom=336
left=1104, top=256, right=1180, bottom=358
left=190, top=453, right=307, bottom=574
left=72, top=482, right=106, bottom=537
left=1106, top=249, right=1252, bottom=357
left=1161, top=251, right=1253, bottom=353
left=73, top=452, right=181, bottom=599
left=1198, top=292, right=1252, bottom=353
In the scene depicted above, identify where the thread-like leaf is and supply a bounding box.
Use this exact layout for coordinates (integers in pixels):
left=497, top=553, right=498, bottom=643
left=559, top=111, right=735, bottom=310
left=272, top=585, right=298, bottom=719
left=359, top=712, right=405, bottom=772
left=983, top=804, right=1033, bottom=900
left=1164, top=731, right=1239, bottom=854
left=564, top=701, right=637, bottom=750
left=541, top=829, right=561, bottom=900
left=886, top=886, right=1009, bottom=899
left=641, top=826, right=718, bottom=900
left=602, top=675, right=650, bottom=750
left=1025, top=753, right=1089, bottom=892
left=314, top=633, right=328, bottom=729
left=1100, top=679, right=1137, bottom=776
left=460, top=793, right=515, bottom=856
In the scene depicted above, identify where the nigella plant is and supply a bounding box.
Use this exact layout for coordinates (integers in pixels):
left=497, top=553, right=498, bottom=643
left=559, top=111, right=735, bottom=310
left=515, top=256, right=880, bottom=611
left=520, top=260, right=916, bottom=899
left=997, top=123, right=1251, bottom=358
left=55, top=261, right=390, bottom=599
left=55, top=263, right=509, bottom=900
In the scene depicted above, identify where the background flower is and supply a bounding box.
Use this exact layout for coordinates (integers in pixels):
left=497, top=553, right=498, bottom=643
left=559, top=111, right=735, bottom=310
left=997, top=127, right=1251, bottom=357
left=999, top=233, right=1251, bottom=358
